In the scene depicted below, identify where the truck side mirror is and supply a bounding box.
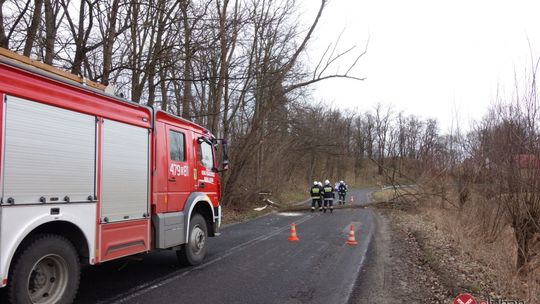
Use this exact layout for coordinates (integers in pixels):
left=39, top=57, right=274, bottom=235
left=213, top=164, right=228, bottom=173
left=220, top=161, right=229, bottom=172
left=197, top=136, right=212, bottom=145
left=214, top=139, right=229, bottom=172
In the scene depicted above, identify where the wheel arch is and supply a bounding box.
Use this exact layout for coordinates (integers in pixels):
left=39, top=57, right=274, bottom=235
left=6, top=230, right=82, bottom=304
left=191, top=201, right=214, bottom=236
left=3, top=220, right=90, bottom=289
left=10, top=221, right=90, bottom=267
left=0, top=204, right=96, bottom=288
left=184, top=193, right=216, bottom=241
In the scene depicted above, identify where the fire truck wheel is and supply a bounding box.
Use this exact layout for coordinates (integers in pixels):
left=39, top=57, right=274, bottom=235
left=7, top=234, right=80, bottom=304
left=177, top=213, right=208, bottom=266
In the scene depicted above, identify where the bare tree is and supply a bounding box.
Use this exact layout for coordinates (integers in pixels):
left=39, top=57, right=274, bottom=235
left=373, top=103, right=393, bottom=175
left=1, top=0, right=368, bottom=209
left=0, top=0, right=7, bottom=48
left=475, top=99, right=540, bottom=273
left=97, top=0, right=129, bottom=85
left=42, top=0, right=63, bottom=64
left=60, top=0, right=96, bottom=75
left=1, top=0, right=32, bottom=50
left=22, top=0, right=42, bottom=56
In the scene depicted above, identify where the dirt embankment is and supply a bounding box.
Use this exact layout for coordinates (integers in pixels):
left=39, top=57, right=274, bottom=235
left=351, top=208, right=452, bottom=303
left=353, top=201, right=534, bottom=304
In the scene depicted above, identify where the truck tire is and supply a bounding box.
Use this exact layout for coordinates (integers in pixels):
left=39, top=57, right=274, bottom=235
left=177, top=213, right=208, bottom=266
left=7, top=234, right=80, bottom=304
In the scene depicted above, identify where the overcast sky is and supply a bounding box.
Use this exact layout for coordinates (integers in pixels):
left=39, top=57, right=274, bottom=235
left=299, top=0, right=540, bottom=132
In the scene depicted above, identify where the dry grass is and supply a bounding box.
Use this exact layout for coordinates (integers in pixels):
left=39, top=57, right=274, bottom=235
left=373, top=185, right=540, bottom=302
left=371, top=187, right=420, bottom=210
left=276, top=190, right=308, bottom=205
left=222, top=207, right=272, bottom=226
left=371, top=189, right=395, bottom=202
left=422, top=202, right=539, bottom=303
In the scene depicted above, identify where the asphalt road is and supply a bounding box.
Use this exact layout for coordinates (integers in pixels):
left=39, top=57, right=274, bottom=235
left=70, top=188, right=376, bottom=304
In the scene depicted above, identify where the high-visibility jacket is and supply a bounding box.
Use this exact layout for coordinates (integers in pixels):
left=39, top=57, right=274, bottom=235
left=323, top=185, right=335, bottom=199
left=310, top=185, right=322, bottom=199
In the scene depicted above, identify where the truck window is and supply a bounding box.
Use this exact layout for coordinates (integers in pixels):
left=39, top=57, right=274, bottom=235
left=199, top=141, right=214, bottom=169
left=170, top=130, right=185, bottom=161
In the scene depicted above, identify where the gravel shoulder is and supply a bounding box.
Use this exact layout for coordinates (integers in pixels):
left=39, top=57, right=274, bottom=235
left=350, top=209, right=451, bottom=304
left=350, top=203, right=503, bottom=304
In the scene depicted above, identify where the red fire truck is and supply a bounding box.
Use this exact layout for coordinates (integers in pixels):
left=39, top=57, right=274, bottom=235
left=0, top=49, right=228, bottom=304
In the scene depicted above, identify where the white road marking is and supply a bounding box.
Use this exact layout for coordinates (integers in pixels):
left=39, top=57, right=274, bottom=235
left=278, top=212, right=303, bottom=217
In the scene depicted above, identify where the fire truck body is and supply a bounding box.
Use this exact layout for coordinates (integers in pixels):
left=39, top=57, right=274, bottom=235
left=0, top=51, right=223, bottom=303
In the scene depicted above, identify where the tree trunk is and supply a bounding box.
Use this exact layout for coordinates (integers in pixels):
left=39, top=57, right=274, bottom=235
left=129, top=1, right=141, bottom=102
left=70, top=0, right=93, bottom=76
left=209, top=0, right=230, bottom=135
left=101, top=0, right=120, bottom=85
left=43, top=0, right=57, bottom=64
left=70, top=0, right=86, bottom=75
left=0, top=0, right=7, bottom=48
left=23, top=0, right=43, bottom=56
left=159, top=68, right=168, bottom=111
left=147, top=73, right=156, bottom=108
left=514, top=220, right=535, bottom=274
left=180, top=0, right=192, bottom=119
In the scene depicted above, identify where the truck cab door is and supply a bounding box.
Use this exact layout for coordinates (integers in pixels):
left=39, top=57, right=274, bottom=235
left=195, top=137, right=219, bottom=204
left=166, top=125, right=194, bottom=212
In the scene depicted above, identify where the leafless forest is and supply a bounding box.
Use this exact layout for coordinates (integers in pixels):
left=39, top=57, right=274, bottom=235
left=1, top=0, right=539, bottom=280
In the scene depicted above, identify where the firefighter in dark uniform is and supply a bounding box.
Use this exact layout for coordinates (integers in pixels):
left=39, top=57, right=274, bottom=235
left=338, top=180, right=348, bottom=205
left=322, top=180, right=335, bottom=213
left=318, top=182, right=324, bottom=211
left=310, top=181, right=322, bottom=212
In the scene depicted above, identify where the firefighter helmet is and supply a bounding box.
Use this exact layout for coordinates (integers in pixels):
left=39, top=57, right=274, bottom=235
left=325, top=180, right=330, bottom=185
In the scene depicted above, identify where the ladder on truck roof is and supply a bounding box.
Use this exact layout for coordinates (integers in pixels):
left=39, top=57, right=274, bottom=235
left=0, top=47, right=107, bottom=92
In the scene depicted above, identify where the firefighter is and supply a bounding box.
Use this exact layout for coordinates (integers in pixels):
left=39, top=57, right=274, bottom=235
left=318, top=181, right=324, bottom=211
left=338, top=180, right=348, bottom=205
left=310, top=181, right=322, bottom=212
left=322, top=180, right=335, bottom=213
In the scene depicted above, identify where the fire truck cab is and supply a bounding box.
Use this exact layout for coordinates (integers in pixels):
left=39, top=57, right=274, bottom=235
left=0, top=49, right=227, bottom=304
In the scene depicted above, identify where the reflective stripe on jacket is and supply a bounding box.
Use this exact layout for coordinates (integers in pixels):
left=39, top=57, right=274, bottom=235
left=323, top=185, right=335, bottom=199
left=310, top=186, right=321, bottom=198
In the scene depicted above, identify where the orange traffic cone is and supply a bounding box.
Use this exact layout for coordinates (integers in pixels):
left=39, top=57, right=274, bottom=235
left=346, top=224, right=358, bottom=245
left=288, top=223, right=299, bottom=242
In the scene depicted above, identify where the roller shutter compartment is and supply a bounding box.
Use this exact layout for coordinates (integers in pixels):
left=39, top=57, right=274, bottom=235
left=2, top=95, right=96, bottom=205
left=101, top=119, right=148, bottom=222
